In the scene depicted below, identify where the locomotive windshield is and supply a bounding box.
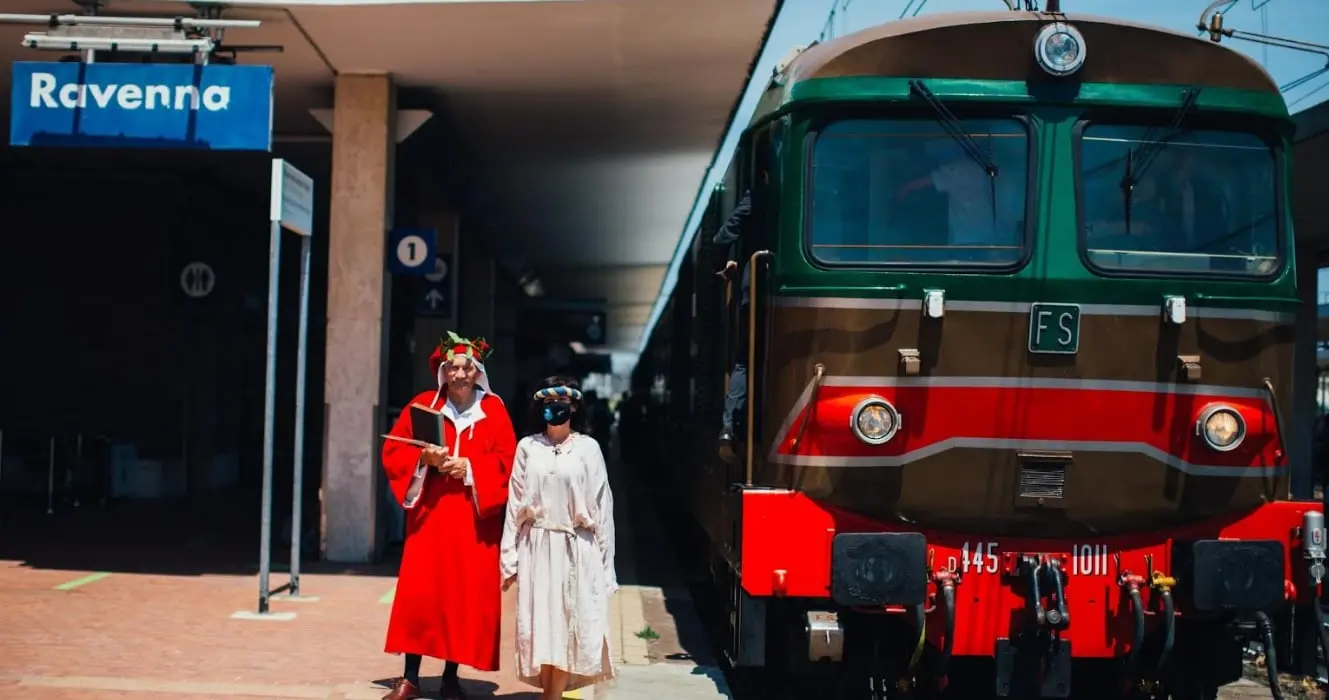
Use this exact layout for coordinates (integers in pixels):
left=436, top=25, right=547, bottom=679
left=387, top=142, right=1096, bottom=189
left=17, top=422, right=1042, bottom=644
left=1077, top=124, right=1281, bottom=276
left=807, top=118, right=1029, bottom=267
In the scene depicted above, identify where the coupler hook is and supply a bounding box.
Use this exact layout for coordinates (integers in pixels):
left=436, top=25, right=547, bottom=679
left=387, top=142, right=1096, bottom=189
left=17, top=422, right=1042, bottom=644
left=1022, top=555, right=1070, bottom=631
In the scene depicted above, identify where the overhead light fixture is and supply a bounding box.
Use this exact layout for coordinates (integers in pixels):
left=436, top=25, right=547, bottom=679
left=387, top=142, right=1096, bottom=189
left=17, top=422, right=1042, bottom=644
left=517, top=272, right=545, bottom=298
left=22, top=34, right=215, bottom=54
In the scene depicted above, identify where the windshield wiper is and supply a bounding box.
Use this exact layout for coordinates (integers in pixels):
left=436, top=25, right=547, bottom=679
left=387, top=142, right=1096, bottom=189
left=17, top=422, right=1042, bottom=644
left=909, top=79, right=1000, bottom=225
left=1119, top=86, right=1202, bottom=233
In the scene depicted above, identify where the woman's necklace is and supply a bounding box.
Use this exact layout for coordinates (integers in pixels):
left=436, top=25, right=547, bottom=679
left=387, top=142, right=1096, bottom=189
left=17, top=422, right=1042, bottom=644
left=551, top=433, right=574, bottom=455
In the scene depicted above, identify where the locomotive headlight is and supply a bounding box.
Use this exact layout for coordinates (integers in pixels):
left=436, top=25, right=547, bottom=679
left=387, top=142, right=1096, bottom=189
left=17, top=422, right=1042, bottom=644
left=1196, top=404, right=1246, bottom=452
left=1033, top=22, right=1086, bottom=77
left=851, top=397, right=900, bottom=445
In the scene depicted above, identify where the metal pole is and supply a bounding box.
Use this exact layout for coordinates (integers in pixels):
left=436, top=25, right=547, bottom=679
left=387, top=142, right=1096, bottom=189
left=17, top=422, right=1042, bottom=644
left=258, top=220, right=282, bottom=615
left=47, top=437, right=55, bottom=515
left=289, top=234, right=311, bottom=597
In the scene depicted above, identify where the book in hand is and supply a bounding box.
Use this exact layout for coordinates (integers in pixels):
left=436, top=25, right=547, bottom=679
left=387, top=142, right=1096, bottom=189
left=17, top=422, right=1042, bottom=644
left=399, top=403, right=445, bottom=510
left=409, top=403, right=445, bottom=448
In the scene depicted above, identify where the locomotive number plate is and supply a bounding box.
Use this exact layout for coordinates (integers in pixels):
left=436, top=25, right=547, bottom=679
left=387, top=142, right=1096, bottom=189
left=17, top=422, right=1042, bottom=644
left=1028, top=303, right=1081, bottom=355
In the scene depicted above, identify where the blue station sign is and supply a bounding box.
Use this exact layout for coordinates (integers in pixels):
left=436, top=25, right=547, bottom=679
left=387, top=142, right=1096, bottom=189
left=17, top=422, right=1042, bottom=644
left=9, top=61, right=274, bottom=151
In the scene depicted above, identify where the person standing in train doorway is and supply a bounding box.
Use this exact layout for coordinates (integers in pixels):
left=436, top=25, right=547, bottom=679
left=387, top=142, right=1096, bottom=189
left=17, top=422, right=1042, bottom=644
left=713, top=185, right=755, bottom=457
left=713, top=128, right=781, bottom=458
left=379, top=332, right=518, bottom=700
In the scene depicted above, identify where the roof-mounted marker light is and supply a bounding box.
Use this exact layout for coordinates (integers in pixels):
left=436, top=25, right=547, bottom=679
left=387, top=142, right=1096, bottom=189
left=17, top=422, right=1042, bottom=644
left=1034, top=22, right=1086, bottom=77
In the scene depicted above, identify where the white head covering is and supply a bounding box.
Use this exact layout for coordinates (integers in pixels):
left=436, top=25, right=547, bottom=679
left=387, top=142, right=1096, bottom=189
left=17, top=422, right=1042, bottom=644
left=432, top=354, right=495, bottom=409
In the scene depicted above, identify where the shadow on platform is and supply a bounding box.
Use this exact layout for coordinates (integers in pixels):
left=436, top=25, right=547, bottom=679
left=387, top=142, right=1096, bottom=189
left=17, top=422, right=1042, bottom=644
left=609, top=434, right=725, bottom=694
left=372, top=676, right=525, bottom=698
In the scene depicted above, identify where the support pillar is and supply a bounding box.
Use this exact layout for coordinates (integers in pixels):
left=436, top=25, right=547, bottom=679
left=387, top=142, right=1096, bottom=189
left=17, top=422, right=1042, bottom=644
left=321, top=72, right=396, bottom=563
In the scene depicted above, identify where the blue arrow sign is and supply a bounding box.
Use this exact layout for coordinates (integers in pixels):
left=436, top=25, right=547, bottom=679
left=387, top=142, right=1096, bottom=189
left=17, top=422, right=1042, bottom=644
left=416, top=253, right=453, bottom=318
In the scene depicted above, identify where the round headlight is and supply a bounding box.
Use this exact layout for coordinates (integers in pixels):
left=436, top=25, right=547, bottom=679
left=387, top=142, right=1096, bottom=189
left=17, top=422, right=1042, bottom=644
left=1196, top=404, right=1246, bottom=452
left=1033, top=22, right=1086, bottom=77
left=851, top=397, right=900, bottom=445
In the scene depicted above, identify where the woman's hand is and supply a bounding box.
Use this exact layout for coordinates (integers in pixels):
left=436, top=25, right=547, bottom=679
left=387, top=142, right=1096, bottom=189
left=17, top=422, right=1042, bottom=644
left=440, top=456, right=470, bottom=479
left=420, top=445, right=449, bottom=467
left=502, top=575, right=516, bottom=592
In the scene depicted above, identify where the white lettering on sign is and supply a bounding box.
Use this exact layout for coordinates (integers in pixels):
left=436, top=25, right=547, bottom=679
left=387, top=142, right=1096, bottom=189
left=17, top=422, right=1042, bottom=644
left=954, top=541, right=1000, bottom=575
left=1033, top=310, right=1076, bottom=346
left=1072, top=544, right=1110, bottom=576
left=29, top=72, right=230, bottom=112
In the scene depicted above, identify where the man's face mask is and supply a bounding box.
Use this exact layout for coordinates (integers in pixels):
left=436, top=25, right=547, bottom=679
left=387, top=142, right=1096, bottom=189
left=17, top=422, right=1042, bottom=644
left=543, top=402, right=572, bottom=426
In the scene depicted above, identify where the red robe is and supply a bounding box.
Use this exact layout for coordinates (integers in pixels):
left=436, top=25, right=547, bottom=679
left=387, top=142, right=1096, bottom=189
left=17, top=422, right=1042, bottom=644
left=382, top=389, right=517, bottom=670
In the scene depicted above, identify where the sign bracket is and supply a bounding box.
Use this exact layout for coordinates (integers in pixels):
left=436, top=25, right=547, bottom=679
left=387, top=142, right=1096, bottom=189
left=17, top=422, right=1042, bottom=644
left=249, top=159, right=317, bottom=619
left=0, top=10, right=264, bottom=65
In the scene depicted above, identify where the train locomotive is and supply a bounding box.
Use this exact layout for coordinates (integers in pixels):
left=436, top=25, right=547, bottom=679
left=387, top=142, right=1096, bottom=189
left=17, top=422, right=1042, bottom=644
left=635, top=4, right=1328, bottom=699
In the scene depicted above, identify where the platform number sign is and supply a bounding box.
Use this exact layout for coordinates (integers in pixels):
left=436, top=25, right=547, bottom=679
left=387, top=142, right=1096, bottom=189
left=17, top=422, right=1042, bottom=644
left=1028, top=303, right=1081, bottom=355
left=388, top=229, right=435, bottom=276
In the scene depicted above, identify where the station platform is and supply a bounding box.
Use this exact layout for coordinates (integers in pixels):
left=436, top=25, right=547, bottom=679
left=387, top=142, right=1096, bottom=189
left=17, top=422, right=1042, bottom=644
left=0, top=442, right=729, bottom=700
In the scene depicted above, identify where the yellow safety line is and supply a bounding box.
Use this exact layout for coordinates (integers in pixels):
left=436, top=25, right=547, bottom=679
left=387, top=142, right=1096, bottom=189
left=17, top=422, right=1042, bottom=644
left=53, top=572, right=111, bottom=591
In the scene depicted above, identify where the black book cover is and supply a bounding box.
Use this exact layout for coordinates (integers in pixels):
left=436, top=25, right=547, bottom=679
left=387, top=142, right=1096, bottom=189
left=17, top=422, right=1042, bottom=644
left=409, top=403, right=444, bottom=447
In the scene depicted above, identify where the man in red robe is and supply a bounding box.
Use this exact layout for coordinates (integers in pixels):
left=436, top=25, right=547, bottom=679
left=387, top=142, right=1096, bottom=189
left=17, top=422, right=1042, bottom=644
left=381, top=332, right=517, bottom=700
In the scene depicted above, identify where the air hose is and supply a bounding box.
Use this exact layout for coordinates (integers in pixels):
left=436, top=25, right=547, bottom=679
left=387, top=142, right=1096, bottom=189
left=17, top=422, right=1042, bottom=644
left=938, top=584, right=956, bottom=680
left=908, top=603, right=927, bottom=673
left=1123, top=586, right=1146, bottom=690
left=1254, top=611, right=1284, bottom=700
left=1157, top=588, right=1175, bottom=672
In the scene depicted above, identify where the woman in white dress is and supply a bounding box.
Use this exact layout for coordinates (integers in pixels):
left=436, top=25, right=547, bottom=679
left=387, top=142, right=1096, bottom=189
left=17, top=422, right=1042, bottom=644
left=500, top=376, right=618, bottom=700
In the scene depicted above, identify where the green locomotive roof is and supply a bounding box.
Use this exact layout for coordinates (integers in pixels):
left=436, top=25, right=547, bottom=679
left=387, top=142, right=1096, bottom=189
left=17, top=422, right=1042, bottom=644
left=752, top=10, right=1284, bottom=125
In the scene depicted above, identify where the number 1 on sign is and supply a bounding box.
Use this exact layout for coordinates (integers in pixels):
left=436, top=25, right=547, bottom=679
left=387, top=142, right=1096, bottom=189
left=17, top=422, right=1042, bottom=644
left=960, top=541, right=1000, bottom=574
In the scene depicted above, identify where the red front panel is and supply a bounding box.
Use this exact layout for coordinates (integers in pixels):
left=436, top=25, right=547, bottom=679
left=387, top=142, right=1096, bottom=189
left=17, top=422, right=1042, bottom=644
left=739, top=490, right=1312, bottom=658
left=771, top=383, right=1282, bottom=473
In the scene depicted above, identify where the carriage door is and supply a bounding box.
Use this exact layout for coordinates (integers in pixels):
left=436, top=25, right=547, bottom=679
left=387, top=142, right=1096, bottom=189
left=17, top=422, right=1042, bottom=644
left=719, top=125, right=777, bottom=564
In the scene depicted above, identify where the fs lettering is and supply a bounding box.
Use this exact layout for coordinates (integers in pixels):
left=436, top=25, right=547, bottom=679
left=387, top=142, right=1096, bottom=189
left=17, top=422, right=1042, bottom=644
left=1028, top=303, right=1081, bottom=355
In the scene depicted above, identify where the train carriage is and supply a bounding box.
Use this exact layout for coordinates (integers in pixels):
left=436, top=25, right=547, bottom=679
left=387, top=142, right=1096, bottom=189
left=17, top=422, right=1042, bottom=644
left=638, top=5, right=1325, bottom=700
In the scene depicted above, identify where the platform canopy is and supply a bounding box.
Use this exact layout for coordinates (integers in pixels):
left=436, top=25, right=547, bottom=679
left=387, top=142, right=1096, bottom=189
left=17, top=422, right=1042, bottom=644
left=0, top=0, right=779, bottom=354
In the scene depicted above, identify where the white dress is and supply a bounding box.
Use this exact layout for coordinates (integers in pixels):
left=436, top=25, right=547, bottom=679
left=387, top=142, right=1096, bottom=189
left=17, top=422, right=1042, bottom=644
left=500, top=433, right=618, bottom=690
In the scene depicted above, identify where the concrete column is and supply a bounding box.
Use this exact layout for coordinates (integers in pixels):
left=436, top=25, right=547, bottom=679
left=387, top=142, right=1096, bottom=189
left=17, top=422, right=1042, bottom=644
left=321, top=72, right=396, bottom=563
left=413, top=211, right=459, bottom=391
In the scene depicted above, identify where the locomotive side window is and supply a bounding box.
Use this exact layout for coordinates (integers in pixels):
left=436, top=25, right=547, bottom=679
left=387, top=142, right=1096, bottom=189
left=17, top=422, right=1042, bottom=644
left=1077, top=125, right=1280, bottom=277
left=806, top=118, right=1029, bottom=267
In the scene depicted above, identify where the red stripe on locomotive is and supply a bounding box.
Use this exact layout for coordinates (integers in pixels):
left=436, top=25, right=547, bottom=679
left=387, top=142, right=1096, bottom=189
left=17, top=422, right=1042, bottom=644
left=770, top=383, right=1282, bottom=471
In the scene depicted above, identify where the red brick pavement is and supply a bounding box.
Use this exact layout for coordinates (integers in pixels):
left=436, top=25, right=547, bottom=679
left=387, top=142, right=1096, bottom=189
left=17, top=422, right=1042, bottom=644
left=0, top=559, right=540, bottom=699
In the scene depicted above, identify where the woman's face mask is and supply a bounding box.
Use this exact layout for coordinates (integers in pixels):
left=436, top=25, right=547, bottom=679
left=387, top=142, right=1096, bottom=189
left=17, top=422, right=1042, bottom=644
left=543, top=401, right=573, bottom=426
